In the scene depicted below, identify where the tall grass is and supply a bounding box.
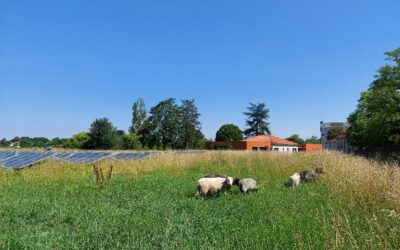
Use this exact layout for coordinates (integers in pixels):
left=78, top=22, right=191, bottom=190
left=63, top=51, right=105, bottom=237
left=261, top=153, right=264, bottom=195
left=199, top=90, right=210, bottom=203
left=0, top=151, right=399, bottom=249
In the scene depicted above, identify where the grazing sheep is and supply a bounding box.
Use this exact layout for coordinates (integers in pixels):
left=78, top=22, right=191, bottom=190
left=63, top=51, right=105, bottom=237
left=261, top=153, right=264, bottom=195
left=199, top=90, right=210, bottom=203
left=204, top=174, right=235, bottom=188
left=196, top=177, right=232, bottom=196
left=286, top=173, right=301, bottom=188
left=238, top=178, right=257, bottom=193
left=300, top=167, right=324, bottom=182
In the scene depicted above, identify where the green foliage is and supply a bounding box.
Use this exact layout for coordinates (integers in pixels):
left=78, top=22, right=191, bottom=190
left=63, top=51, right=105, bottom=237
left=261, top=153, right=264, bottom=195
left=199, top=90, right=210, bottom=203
left=285, top=134, right=304, bottom=144
left=49, top=137, right=68, bottom=147
left=0, top=137, right=68, bottom=148
left=122, top=133, right=142, bottom=150
left=243, top=102, right=271, bottom=138
left=139, top=98, right=180, bottom=149
left=347, top=48, right=400, bottom=149
left=65, top=131, right=90, bottom=149
left=86, top=118, right=118, bottom=150
left=129, top=98, right=147, bottom=134
left=305, top=136, right=320, bottom=144
left=327, top=126, right=347, bottom=140
left=177, top=99, right=205, bottom=149
left=139, top=98, right=205, bottom=149
left=0, top=139, right=8, bottom=147
left=215, top=124, right=243, bottom=142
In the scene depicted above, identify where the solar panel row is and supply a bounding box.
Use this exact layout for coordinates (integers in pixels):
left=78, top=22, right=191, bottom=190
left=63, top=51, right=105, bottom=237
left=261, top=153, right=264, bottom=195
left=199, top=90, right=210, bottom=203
left=0, top=151, right=154, bottom=169
left=112, top=152, right=153, bottom=160
left=0, top=152, right=54, bottom=169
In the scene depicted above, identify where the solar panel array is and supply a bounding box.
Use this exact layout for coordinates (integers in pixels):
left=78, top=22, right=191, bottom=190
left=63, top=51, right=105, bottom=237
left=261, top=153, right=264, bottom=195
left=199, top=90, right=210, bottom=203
left=0, top=150, right=154, bottom=170
left=112, top=152, right=153, bottom=160
left=0, top=152, right=54, bottom=169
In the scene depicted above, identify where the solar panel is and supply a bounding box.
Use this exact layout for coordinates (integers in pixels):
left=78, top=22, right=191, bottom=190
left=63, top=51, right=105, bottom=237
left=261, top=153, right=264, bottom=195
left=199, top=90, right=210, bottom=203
left=0, top=151, right=54, bottom=169
left=0, top=150, right=156, bottom=169
left=51, top=152, right=74, bottom=160
left=113, top=152, right=153, bottom=160
left=66, top=152, right=112, bottom=164
left=0, top=151, right=17, bottom=160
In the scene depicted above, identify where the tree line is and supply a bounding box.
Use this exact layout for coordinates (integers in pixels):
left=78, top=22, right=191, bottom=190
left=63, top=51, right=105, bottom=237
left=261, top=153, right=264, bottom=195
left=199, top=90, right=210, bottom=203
left=1, top=99, right=323, bottom=150
left=0, top=98, right=205, bottom=150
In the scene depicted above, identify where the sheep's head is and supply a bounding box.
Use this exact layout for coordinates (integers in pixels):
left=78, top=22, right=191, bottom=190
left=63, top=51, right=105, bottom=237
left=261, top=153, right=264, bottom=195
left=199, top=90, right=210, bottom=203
left=233, top=178, right=240, bottom=185
left=300, top=170, right=309, bottom=180
left=221, top=177, right=232, bottom=191
left=226, top=176, right=234, bottom=186
left=292, top=173, right=300, bottom=179
left=315, top=167, right=324, bottom=174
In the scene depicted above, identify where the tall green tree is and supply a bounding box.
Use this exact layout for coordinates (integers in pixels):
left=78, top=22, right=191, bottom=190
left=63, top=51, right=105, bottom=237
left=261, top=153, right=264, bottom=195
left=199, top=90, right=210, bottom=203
left=86, top=118, right=118, bottom=149
left=347, top=48, right=400, bottom=149
left=140, top=98, right=180, bottom=149
left=243, top=103, right=271, bottom=138
left=216, top=124, right=243, bottom=142
left=129, top=98, right=146, bottom=134
left=177, top=99, right=205, bottom=149
left=285, top=134, right=304, bottom=144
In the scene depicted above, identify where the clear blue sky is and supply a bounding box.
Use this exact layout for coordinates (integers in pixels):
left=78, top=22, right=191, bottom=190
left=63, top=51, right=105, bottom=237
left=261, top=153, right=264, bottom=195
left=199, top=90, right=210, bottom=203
left=1, top=0, right=399, bottom=140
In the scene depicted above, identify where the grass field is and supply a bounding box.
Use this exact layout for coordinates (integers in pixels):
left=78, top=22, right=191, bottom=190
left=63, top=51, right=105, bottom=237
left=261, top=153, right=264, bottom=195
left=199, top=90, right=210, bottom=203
left=0, top=151, right=399, bottom=249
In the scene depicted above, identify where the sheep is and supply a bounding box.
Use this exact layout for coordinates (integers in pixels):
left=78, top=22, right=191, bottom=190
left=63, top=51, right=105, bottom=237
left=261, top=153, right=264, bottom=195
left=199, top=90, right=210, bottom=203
left=300, top=167, right=324, bottom=182
left=238, top=178, right=257, bottom=193
left=196, top=177, right=232, bottom=196
left=286, top=173, right=301, bottom=188
left=204, top=174, right=235, bottom=189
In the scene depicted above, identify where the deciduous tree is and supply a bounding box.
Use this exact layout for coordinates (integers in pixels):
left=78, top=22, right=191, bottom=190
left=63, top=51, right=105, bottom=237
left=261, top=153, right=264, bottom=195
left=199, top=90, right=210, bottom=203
left=347, top=48, right=400, bottom=149
left=216, top=124, right=243, bottom=142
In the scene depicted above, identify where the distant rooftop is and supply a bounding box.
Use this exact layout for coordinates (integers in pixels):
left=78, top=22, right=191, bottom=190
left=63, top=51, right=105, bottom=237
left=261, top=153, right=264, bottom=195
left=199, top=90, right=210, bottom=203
left=244, top=135, right=298, bottom=146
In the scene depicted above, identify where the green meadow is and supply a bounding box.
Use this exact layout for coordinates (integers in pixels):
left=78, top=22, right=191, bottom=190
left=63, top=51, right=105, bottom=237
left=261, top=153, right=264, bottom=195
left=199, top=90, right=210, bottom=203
left=0, top=151, right=399, bottom=249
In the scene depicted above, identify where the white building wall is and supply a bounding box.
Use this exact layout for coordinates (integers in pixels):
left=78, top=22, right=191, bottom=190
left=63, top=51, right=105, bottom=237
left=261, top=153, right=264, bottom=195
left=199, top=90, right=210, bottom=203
left=272, top=146, right=298, bottom=153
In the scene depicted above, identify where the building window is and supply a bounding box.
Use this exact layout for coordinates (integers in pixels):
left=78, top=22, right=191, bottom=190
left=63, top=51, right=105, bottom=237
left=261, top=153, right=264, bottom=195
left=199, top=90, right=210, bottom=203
left=253, top=147, right=267, bottom=151
left=273, top=148, right=279, bottom=151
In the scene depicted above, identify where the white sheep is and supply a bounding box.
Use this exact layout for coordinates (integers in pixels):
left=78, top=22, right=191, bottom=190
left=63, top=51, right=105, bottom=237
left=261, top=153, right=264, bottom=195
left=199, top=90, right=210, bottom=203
left=286, top=173, right=300, bottom=188
left=196, top=177, right=232, bottom=196
left=204, top=174, right=234, bottom=189
left=238, top=178, right=257, bottom=193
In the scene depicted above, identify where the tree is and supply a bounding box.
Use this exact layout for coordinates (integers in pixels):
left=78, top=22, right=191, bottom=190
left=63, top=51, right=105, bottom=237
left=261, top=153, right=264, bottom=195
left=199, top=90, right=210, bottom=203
left=347, top=48, right=400, bottom=149
left=327, top=126, right=347, bottom=140
left=86, top=118, right=118, bottom=149
left=0, top=138, right=8, bottom=147
left=305, top=136, right=320, bottom=144
left=65, top=131, right=90, bottom=148
left=177, top=99, right=205, bottom=149
left=243, top=103, right=271, bottom=138
left=139, top=98, right=180, bottom=149
left=122, top=133, right=142, bottom=150
left=138, top=98, right=206, bottom=149
left=216, top=124, right=243, bottom=142
left=285, top=134, right=304, bottom=144
left=129, top=98, right=146, bottom=134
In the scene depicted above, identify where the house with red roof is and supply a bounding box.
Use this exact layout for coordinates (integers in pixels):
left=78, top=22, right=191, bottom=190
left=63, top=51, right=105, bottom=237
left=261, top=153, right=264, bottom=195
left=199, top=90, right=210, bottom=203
left=206, top=135, right=300, bottom=153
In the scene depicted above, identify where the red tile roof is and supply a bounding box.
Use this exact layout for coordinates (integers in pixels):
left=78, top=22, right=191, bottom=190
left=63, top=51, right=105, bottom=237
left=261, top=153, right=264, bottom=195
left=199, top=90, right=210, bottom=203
left=243, top=135, right=298, bottom=146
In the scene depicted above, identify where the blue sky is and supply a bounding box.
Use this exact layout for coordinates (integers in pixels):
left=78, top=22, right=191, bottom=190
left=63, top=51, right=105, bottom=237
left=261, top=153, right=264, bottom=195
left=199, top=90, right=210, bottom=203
left=1, top=0, right=399, bottom=140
